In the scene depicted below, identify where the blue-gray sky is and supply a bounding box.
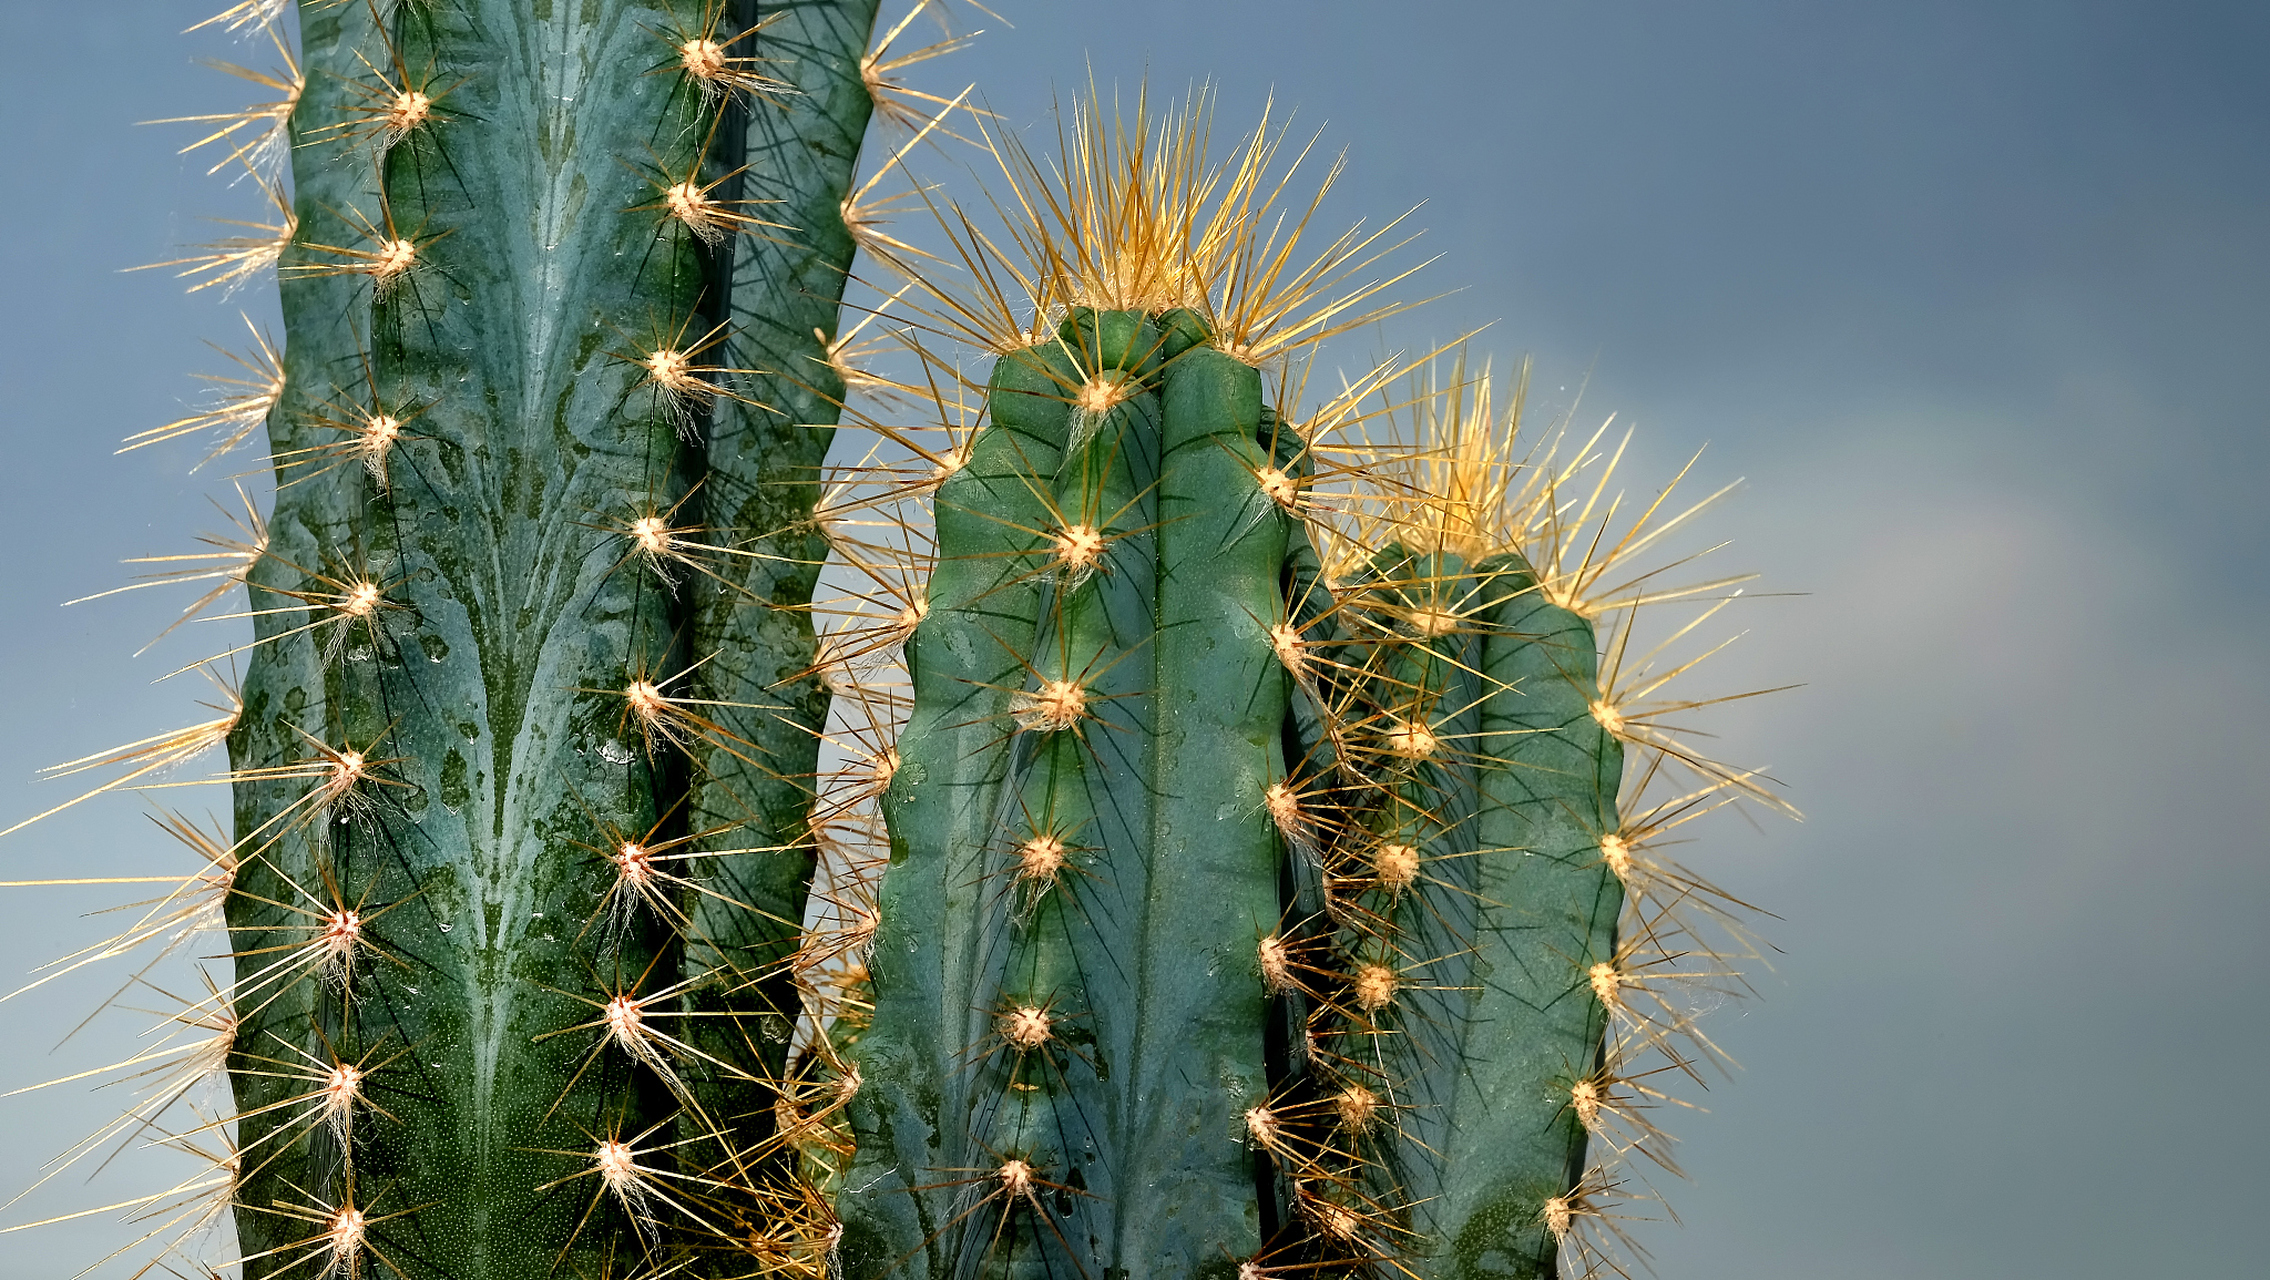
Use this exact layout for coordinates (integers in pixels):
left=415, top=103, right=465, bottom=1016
left=4, top=2, right=2265, bottom=1276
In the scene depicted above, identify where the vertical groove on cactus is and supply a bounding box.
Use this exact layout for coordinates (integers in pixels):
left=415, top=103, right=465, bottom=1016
left=212, top=1, right=883, bottom=1275
left=680, top=0, right=884, bottom=1193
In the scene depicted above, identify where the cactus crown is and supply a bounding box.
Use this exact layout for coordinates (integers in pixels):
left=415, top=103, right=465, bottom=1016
left=883, top=83, right=1425, bottom=364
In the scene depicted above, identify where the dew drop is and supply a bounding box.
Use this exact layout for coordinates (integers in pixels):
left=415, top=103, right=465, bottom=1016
left=438, top=923, right=453, bottom=933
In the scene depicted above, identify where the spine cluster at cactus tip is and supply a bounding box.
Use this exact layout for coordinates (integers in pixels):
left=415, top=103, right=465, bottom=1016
left=3, top=4, right=1790, bottom=1279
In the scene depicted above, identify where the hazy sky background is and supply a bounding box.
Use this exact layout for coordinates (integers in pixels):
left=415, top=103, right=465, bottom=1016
left=4, top=2, right=2266, bottom=1276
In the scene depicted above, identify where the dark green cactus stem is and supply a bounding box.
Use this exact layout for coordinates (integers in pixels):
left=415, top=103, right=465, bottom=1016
left=223, top=0, right=381, bottom=1248
left=848, top=311, right=1295, bottom=1277
left=223, top=1, right=877, bottom=1274
left=851, top=309, right=1639, bottom=1274
left=1343, top=548, right=1626, bottom=1277
left=682, top=0, right=881, bottom=1188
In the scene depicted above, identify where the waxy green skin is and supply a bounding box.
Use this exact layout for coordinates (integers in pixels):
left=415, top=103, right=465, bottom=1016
left=1458, top=562, right=1626, bottom=1276
left=847, top=314, right=1290, bottom=1278
left=223, top=2, right=877, bottom=1275
left=852, top=313, right=1629, bottom=1277
left=681, top=0, right=882, bottom=1173
left=223, top=0, right=381, bottom=1244
left=1346, top=552, right=1624, bottom=1278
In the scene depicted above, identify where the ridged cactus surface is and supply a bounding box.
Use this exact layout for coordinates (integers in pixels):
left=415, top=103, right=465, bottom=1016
left=842, top=330, right=1653, bottom=1276
left=822, top=101, right=1773, bottom=1277
left=847, top=312, right=1297, bottom=1275
left=2, top=9, right=1786, bottom=1280
left=222, top=0, right=880, bottom=1275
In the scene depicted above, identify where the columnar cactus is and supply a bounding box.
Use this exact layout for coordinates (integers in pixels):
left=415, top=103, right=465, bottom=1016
left=833, top=110, right=1780, bottom=1278
left=250, top=0, right=891, bottom=1270
left=5, top=8, right=1784, bottom=1280
left=845, top=307, right=1304, bottom=1274
left=130, top=0, right=884, bottom=1275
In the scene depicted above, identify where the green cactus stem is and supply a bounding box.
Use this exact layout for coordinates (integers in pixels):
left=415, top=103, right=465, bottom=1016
left=218, top=1, right=880, bottom=1274
left=846, top=309, right=1295, bottom=1276
left=1328, top=543, right=1629, bottom=1276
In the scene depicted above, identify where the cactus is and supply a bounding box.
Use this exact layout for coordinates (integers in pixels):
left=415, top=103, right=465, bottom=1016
left=5, top=8, right=1787, bottom=1280
left=224, top=1, right=894, bottom=1273
left=832, top=107, right=1784, bottom=1278
left=8, top=0, right=891, bottom=1275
